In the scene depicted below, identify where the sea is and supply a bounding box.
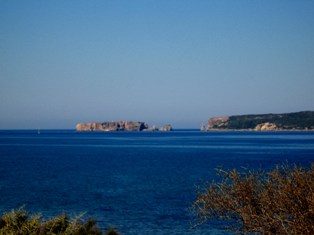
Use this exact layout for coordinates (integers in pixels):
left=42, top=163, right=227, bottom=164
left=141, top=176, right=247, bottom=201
left=0, top=130, right=313, bottom=234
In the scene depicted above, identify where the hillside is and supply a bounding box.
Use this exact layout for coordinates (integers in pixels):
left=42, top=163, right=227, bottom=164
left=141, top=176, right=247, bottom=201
left=205, top=111, right=314, bottom=131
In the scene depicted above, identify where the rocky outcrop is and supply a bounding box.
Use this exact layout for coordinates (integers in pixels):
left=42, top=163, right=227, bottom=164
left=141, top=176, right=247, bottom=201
left=159, top=124, right=173, bottom=131
left=76, top=121, right=148, bottom=131
left=207, top=117, right=229, bottom=129
left=143, top=124, right=173, bottom=132
left=76, top=122, right=173, bottom=132
left=254, top=122, right=278, bottom=131
left=200, top=123, right=207, bottom=131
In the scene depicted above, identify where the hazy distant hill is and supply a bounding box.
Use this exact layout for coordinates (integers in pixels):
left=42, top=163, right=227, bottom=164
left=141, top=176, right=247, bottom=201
left=206, top=111, right=314, bottom=131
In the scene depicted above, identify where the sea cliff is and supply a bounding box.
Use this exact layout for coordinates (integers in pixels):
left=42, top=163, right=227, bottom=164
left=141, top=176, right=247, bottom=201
left=76, top=121, right=148, bottom=131
left=76, top=121, right=173, bottom=132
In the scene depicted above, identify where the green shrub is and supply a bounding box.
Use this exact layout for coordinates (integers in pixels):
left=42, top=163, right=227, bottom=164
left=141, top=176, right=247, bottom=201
left=0, top=208, right=120, bottom=235
left=0, top=208, right=41, bottom=235
left=192, top=163, right=314, bottom=234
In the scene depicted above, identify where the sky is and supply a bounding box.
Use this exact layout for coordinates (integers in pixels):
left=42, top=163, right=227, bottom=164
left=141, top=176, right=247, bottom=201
left=1, top=0, right=314, bottom=129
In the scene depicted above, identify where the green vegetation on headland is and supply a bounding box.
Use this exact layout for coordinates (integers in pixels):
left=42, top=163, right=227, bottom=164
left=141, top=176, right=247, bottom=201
left=0, top=209, right=120, bottom=235
left=192, top=163, right=314, bottom=234
left=205, top=111, right=314, bottom=131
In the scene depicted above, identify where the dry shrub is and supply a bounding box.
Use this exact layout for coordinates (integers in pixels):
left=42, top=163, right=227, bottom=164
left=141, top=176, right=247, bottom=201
left=192, top=163, right=314, bottom=234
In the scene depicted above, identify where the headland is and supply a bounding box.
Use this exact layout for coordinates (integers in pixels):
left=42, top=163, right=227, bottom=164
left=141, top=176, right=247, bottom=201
left=202, top=111, right=314, bottom=131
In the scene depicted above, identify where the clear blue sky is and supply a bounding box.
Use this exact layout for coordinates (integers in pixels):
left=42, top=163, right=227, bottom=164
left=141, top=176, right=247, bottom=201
left=1, top=0, right=314, bottom=129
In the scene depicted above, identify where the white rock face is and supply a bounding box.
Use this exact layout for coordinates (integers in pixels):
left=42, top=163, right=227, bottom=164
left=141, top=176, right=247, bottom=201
left=255, top=122, right=278, bottom=131
left=207, top=117, right=229, bottom=129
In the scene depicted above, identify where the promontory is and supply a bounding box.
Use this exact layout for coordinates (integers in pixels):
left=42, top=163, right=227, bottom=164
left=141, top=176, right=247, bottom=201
left=203, top=111, right=314, bottom=131
left=76, top=121, right=173, bottom=132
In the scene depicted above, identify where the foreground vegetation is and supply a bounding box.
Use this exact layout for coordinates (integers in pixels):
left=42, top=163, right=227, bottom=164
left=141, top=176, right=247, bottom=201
left=0, top=208, right=120, bottom=235
left=192, top=163, right=314, bottom=234
left=2, top=163, right=313, bottom=234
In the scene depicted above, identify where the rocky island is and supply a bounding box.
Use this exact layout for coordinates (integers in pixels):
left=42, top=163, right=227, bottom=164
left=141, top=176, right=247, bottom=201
left=76, top=121, right=172, bottom=132
left=202, top=111, right=314, bottom=131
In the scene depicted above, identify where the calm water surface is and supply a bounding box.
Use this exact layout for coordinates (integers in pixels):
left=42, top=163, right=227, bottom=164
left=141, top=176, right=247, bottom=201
left=0, top=130, right=313, bottom=234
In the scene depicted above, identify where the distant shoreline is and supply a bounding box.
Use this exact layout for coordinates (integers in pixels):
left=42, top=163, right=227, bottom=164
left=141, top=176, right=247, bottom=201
left=1, top=129, right=314, bottom=133
left=203, top=129, right=314, bottom=132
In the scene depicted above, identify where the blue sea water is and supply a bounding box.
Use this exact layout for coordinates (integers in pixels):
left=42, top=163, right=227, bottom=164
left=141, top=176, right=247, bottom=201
left=0, top=130, right=313, bottom=234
